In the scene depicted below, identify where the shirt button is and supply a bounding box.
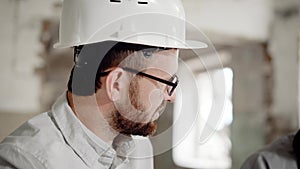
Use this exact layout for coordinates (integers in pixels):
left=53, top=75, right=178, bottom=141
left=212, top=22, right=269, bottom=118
left=123, top=158, right=129, bottom=164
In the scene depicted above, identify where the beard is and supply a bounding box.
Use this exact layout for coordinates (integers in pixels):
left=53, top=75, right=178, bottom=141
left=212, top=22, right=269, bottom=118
left=110, top=110, right=157, bottom=136
left=109, top=77, right=166, bottom=136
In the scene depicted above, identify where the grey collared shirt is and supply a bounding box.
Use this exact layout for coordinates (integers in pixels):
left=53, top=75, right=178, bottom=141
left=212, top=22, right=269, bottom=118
left=0, top=93, right=154, bottom=169
left=240, top=133, right=297, bottom=169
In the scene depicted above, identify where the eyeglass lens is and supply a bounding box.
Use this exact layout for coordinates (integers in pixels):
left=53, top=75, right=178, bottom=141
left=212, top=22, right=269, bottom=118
left=166, top=75, right=178, bottom=96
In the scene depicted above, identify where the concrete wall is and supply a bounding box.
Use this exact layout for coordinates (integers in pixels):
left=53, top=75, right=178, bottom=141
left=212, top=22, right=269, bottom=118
left=183, top=0, right=273, bottom=45
left=269, top=0, right=300, bottom=137
left=231, top=1, right=300, bottom=168
left=230, top=44, right=266, bottom=169
left=0, top=0, right=58, bottom=113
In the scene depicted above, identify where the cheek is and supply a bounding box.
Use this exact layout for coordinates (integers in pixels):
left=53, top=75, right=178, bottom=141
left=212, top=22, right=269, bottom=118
left=139, top=80, right=156, bottom=102
left=128, top=78, right=149, bottom=111
left=148, top=89, right=164, bottom=108
left=127, top=78, right=164, bottom=114
left=140, top=80, right=164, bottom=109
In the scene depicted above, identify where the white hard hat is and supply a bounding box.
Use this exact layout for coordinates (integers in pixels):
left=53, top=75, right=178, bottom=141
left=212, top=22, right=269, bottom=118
left=54, top=0, right=207, bottom=49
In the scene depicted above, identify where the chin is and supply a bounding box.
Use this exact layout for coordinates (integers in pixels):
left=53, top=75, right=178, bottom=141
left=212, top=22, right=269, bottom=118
left=111, top=110, right=158, bottom=136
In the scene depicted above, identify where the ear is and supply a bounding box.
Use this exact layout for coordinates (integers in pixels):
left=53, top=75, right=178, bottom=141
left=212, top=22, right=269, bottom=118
left=106, top=68, right=126, bottom=101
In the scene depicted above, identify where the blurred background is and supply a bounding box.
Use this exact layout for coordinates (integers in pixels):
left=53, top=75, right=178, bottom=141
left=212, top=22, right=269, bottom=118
left=0, top=0, right=300, bottom=169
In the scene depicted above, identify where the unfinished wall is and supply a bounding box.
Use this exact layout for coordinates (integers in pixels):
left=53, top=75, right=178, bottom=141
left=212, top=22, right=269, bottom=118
left=0, top=0, right=58, bottom=113
left=268, top=0, right=300, bottom=141
left=0, top=0, right=64, bottom=141
left=230, top=44, right=266, bottom=169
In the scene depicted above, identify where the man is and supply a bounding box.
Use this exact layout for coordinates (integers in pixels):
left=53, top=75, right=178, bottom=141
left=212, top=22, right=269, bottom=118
left=0, top=0, right=206, bottom=168
left=240, top=130, right=300, bottom=169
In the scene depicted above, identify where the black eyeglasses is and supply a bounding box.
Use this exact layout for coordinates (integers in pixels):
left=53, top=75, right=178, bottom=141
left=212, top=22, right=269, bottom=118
left=100, top=67, right=179, bottom=96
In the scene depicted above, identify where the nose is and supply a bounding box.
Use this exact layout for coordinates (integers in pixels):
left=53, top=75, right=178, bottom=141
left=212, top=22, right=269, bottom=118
left=164, top=91, right=176, bottom=103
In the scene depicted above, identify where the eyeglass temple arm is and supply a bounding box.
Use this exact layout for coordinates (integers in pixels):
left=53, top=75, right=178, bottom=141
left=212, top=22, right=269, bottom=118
left=98, top=67, right=178, bottom=87
left=122, top=67, right=178, bottom=87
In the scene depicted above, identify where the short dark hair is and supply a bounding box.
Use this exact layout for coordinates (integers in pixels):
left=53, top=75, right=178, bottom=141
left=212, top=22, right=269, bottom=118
left=293, top=130, right=300, bottom=168
left=67, top=41, right=167, bottom=96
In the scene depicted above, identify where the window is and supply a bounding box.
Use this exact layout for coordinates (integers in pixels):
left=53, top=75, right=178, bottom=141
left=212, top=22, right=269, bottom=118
left=173, top=67, right=233, bottom=169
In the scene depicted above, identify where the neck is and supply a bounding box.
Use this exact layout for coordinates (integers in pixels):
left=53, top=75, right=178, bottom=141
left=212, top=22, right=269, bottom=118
left=67, top=91, right=118, bottom=145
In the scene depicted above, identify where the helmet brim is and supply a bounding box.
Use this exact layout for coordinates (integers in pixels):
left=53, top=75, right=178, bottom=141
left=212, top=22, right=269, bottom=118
left=54, top=39, right=207, bottom=49
left=181, top=40, right=208, bottom=49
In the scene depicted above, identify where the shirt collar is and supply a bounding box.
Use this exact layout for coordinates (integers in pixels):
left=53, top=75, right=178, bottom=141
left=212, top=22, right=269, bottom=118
left=51, top=92, right=116, bottom=167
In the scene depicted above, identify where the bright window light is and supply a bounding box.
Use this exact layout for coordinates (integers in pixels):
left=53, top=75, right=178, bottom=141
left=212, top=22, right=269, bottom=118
left=173, top=67, right=233, bottom=169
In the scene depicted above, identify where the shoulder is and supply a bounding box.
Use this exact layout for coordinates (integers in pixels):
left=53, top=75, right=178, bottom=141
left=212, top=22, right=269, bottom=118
left=0, top=142, right=46, bottom=169
left=262, top=133, right=296, bottom=162
left=1, top=112, right=64, bottom=146
left=241, top=133, right=297, bottom=169
left=0, top=112, right=66, bottom=168
left=241, top=151, right=297, bottom=169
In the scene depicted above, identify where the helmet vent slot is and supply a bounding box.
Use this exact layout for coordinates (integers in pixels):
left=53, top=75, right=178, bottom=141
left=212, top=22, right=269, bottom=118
left=110, top=0, right=121, bottom=3
left=138, top=1, right=148, bottom=4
